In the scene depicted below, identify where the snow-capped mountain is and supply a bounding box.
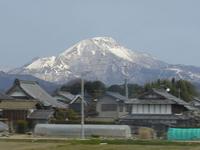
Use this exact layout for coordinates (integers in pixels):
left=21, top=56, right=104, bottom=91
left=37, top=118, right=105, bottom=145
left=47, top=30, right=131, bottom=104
left=9, top=37, right=200, bottom=85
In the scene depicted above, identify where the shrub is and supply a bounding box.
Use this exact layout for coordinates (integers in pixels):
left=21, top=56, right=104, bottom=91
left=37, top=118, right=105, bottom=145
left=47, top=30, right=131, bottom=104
left=138, top=127, right=155, bottom=139
left=91, top=134, right=100, bottom=138
left=16, top=120, right=28, bottom=134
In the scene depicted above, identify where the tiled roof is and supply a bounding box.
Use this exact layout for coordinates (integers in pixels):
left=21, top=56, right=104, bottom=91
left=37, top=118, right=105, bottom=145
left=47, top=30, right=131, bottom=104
left=12, top=79, right=67, bottom=108
left=70, top=95, right=85, bottom=104
left=57, top=91, right=76, bottom=101
left=0, top=91, right=14, bottom=100
left=28, top=109, right=54, bottom=120
left=106, top=92, right=127, bottom=101
left=124, top=89, right=195, bottom=110
left=153, top=89, right=196, bottom=110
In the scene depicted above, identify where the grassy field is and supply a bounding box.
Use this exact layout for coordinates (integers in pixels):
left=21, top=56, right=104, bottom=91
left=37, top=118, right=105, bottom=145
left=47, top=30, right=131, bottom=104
left=1, top=140, right=200, bottom=150
left=1, top=142, right=200, bottom=150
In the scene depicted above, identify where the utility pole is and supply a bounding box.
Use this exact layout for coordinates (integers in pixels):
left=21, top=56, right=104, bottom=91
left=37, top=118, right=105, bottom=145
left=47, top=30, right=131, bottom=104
left=81, top=76, right=85, bottom=139
left=125, top=78, right=128, bottom=100
left=124, top=65, right=129, bottom=100
left=178, top=88, right=181, bottom=99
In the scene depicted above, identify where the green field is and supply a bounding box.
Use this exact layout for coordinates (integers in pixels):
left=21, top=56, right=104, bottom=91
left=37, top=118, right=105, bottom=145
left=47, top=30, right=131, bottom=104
left=1, top=140, right=200, bottom=150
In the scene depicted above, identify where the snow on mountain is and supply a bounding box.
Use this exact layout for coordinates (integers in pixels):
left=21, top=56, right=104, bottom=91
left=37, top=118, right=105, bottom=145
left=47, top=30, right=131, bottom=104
left=9, top=37, right=200, bottom=85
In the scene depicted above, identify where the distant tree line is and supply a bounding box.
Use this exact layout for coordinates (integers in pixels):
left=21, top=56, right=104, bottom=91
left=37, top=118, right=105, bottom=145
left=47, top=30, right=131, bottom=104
left=144, top=78, right=198, bottom=102
left=60, top=80, right=106, bottom=98
left=59, top=78, right=199, bottom=102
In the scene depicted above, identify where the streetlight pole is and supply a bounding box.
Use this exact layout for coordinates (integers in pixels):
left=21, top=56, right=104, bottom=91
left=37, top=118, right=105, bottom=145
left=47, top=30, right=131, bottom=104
left=81, top=77, right=85, bottom=139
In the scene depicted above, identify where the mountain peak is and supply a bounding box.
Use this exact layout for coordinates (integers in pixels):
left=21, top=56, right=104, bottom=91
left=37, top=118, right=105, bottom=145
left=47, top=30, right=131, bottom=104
left=60, top=36, right=134, bottom=62
left=91, top=36, right=117, bottom=43
left=62, top=37, right=117, bottom=53
left=9, top=37, right=200, bottom=85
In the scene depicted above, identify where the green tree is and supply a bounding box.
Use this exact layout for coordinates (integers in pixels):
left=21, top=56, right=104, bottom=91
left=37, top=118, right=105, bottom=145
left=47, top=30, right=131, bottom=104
left=85, top=81, right=106, bottom=98
left=60, top=80, right=106, bottom=98
left=107, top=84, right=123, bottom=94
left=61, top=80, right=81, bottom=95
left=55, top=109, right=79, bottom=121
left=108, top=83, right=144, bottom=98
left=144, top=79, right=199, bottom=102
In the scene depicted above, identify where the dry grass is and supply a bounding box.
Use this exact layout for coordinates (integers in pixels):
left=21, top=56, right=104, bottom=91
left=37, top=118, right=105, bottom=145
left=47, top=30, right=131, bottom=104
left=1, top=141, right=200, bottom=150
left=138, top=127, right=155, bottom=139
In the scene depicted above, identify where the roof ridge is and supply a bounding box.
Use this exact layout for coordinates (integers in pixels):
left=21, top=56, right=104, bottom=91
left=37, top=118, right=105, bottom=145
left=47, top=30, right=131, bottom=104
left=15, top=79, right=38, bottom=85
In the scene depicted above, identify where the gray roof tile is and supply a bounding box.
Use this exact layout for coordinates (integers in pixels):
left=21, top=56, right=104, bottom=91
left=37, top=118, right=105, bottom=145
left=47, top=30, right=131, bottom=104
left=0, top=91, right=14, bottom=100
left=106, top=92, right=127, bottom=101
left=15, top=79, right=67, bottom=108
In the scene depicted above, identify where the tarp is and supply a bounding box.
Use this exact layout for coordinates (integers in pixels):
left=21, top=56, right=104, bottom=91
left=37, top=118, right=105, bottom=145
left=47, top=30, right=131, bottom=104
left=168, top=128, right=200, bottom=140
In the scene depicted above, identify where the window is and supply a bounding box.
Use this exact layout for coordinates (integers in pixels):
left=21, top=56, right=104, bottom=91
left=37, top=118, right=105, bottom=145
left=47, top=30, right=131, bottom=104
left=119, top=105, right=123, bottom=112
left=159, top=104, right=162, bottom=113
left=125, top=104, right=132, bottom=113
left=148, top=104, right=150, bottom=113
left=153, top=105, right=156, bottom=114
left=165, top=105, right=168, bottom=113
left=142, top=105, right=144, bottom=113
left=101, top=104, right=117, bottom=111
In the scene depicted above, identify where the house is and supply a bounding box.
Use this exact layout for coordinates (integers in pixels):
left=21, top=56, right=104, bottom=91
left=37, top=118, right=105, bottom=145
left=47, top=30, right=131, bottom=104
left=53, top=90, right=88, bottom=113
left=95, top=91, right=129, bottom=121
left=69, top=94, right=87, bottom=114
left=119, top=89, right=196, bottom=133
left=95, top=89, right=196, bottom=130
left=27, top=109, right=54, bottom=129
left=53, top=91, right=82, bottom=105
left=0, top=91, right=38, bottom=131
left=0, top=91, right=15, bottom=118
left=7, top=79, right=67, bottom=109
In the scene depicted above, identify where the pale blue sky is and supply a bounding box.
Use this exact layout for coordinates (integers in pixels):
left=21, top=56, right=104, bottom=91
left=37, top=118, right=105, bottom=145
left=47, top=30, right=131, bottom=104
left=0, top=0, right=200, bottom=69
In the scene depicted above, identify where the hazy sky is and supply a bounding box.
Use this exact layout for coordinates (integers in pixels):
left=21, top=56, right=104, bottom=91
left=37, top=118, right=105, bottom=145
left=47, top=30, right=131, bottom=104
left=0, top=0, right=200, bottom=69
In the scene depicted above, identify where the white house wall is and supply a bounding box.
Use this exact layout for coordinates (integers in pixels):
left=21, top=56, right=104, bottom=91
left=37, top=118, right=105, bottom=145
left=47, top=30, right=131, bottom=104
left=131, top=104, right=172, bottom=114
left=9, top=91, right=27, bottom=97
